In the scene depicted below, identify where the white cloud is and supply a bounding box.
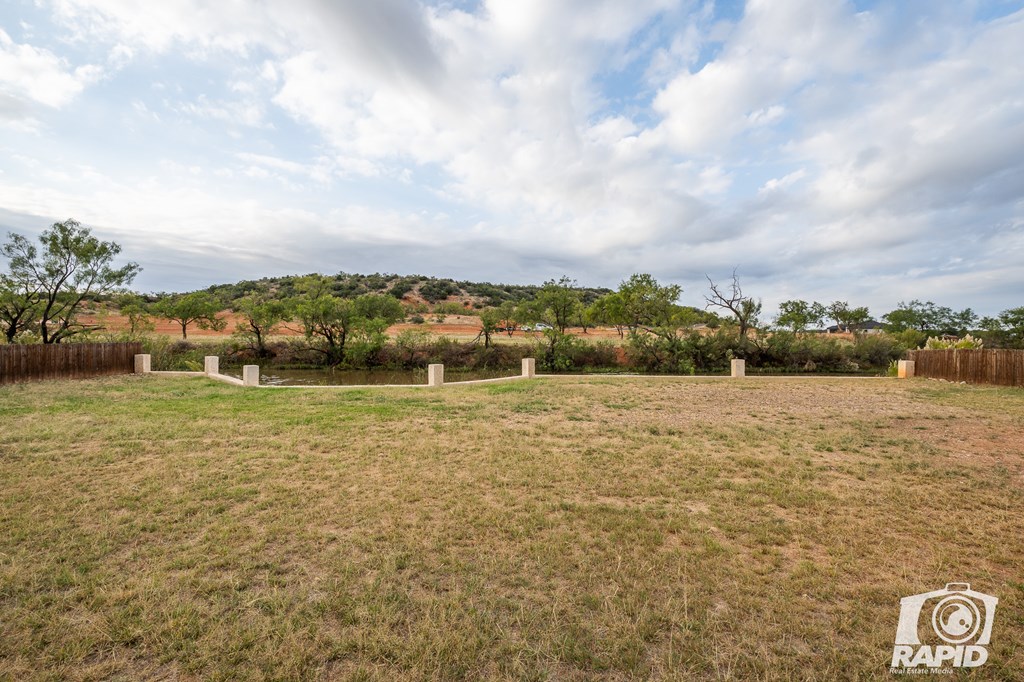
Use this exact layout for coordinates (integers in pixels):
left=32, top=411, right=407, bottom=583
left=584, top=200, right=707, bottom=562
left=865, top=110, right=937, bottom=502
left=0, top=28, right=103, bottom=109
left=759, top=169, right=805, bottom=194
left=177, top=94, right=269, bottom=129
left=2, top=1, right=1023, bottom=314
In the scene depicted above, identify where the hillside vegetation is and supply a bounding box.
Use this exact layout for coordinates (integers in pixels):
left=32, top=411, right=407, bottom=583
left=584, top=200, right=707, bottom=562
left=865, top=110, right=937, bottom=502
left=195, top=273, right=613, bottom=308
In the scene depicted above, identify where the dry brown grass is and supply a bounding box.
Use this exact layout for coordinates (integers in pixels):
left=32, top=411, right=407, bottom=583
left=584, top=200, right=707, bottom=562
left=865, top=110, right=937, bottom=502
left=1, top=376, right=1022, bottom=680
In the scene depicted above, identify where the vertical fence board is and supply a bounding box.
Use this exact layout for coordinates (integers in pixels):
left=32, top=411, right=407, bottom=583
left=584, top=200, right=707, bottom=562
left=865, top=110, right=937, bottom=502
left=907, top=349, right=1024, bottom=387
left=0, top=342, right=142, bottom=385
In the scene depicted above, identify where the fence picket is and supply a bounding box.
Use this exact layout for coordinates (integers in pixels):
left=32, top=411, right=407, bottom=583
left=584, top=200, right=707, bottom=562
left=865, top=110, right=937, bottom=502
left=907, top=349, right=1023, bottom=387
left=0, top=342, right=142, bottom=385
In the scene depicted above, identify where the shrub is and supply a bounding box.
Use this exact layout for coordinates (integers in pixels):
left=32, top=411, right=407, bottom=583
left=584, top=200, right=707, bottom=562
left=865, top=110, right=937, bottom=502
left=434, top=301, right=472, bottom=316
left=851, top=334, right=907, bottom=368
left=142, top=336, right=238, bottom=371
left=420, top=280, right=460, bottom=303
left=924, top=334, right=984, bottom=350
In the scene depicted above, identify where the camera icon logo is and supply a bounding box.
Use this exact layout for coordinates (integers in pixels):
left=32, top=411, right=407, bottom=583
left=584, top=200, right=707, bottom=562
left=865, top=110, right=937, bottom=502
left=891, top=583, right=998, bottom=670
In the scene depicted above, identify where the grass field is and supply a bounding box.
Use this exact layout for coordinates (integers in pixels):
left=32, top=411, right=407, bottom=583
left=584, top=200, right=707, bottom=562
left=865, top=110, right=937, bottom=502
left=1, top=376, right=1022, bottom=680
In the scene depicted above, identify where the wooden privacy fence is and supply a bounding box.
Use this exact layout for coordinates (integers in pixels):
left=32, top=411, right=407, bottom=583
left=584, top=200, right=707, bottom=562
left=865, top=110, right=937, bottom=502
left=0, top=342, right=142, bottom=385
left=907, top=349, right=1024, bottom=387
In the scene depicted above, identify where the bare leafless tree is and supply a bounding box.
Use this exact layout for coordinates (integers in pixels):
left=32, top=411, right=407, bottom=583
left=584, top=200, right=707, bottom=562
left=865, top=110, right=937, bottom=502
left=704, top=270, right=762, bottom=339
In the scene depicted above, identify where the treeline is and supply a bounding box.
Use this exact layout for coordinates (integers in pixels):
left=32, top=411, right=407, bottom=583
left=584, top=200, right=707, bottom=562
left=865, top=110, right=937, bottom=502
left=4, top=220, right=1024, bottom=376
left=142, top=273, right=990, bottom=375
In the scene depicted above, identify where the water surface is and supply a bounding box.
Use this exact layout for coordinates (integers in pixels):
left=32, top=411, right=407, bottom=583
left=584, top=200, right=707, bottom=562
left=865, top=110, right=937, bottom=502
left=223, top=367, right=519, bottom=386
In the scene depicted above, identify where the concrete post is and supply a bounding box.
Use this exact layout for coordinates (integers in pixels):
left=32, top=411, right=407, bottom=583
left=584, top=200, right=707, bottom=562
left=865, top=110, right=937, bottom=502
left=897, top=360, right=915, bottom=379
left=134, top=354, right=151, bottom=374
left=204, top=355, right=219, bottom=375
left=731, top=359, right=746, bottom=378
left=243, top=365, right=260, bottom=387
left=427, top=363, right=444, bottom=387
left=522, top=357, right=536, bottom=378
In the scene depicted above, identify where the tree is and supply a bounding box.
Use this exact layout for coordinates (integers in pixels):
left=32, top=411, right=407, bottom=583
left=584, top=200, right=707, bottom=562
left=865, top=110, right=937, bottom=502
left=883, top=300, right=977, bottom=335
left=519, top=276, right=584, bottom=369
left=981, top=307, right=1024, bottom=348
left=497, top=300, right=521, bottom=337
left=114, top=293, right=155, bottom=340
left=526, top=276, right=582, bottom=334
left=2, top=220, right=140, bottom=343
left=619, top=273, right=681, bottom=332
left=0, top=273, right=41, bottom=343
left=153, top=292, right=226, bottom=339
left=704, top=271, right=761, bottom=340
left=476, top=308, right=502, bottom=348
left=948, top=308, right=979, bottom=335
left=999, top=307, right=1024, bottom=344
left=775, top=300, right=826, bottom=333
left=826, top=301, right=870, bottom=333
left=845, top=305, right=871, bottom=332
left=587, top=293, right=629, bottom=338
left=233, top=293, right=290, bottom=357
left=291, top=275, right=403, bottom=364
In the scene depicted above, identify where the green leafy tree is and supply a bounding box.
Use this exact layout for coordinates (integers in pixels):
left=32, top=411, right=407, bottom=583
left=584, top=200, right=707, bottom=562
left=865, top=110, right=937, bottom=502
left=292, top=275, right=403, bottom=364
left=846, top=306, right=871, bottom=332
left=775, top=300, right=826, bottom=332
left=826, top=301, right=870, bottom=333
left=476, top=308, right=502, bottom=348
left=497, top=300, right=522, bottom=337
left=981, top=307, right=1024, bottom=348
left=153, top=292, right=226, bottom=340
left=114, top=293, right=155, bottom=340
left=2, top=219, right=140, bottom=343
left=520, top=277, right=584, bottom=369
left=598, top=274, right=707, bottom=374
left=882, top=300, right=977, bottom=335
left=948, top=308, right=979, bottom=335
left=526, top=276, right=583, bottom=334
left=999, top=307, right=1024, bottom=344
left=0, top=272, right=41, bottom=343
left=619, top=273, right=681, bottom=332
left=587, top=292, right=629, bottom=338
left=233, top=293, right=290, bottom=357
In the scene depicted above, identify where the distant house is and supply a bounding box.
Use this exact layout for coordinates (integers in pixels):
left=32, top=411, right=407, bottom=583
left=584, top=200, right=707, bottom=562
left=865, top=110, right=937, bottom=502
left=825, top=320, right=885, bottom=334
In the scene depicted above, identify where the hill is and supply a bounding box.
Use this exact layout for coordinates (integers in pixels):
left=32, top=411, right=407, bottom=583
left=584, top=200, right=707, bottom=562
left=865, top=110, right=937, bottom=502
left=193, top=272, right=613, bottom=309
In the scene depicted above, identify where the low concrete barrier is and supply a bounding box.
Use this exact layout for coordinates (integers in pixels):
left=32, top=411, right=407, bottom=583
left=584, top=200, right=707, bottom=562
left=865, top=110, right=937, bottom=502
left=136, top=358, right=898, bottom=390
left=243, top=365, right=260, bottom=387
left=134, top=354, right=151, bottom=374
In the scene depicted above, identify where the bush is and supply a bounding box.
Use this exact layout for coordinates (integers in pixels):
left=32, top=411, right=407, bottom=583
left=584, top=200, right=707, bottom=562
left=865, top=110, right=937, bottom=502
left=851, top=334, right=907, bottom=368
left=389, top=281, right=414, bottom=299
left=756, top=334, right=849, bottom=372
left=893, top=329, right=928, bottom=349
left=420, top=280, right=460, bottom=303
left=143, top=336, right=238, bottom=371
left=924, top=334, right=984, bottom=349
left=434, top=301, right=472, bottom=316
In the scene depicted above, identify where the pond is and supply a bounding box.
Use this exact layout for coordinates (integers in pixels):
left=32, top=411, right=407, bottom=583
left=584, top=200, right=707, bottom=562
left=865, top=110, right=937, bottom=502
left=221, top=367, right=521, bottom=386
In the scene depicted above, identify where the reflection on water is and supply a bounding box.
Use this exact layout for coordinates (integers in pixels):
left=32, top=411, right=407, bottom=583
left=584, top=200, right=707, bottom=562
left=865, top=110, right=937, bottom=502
left=223, top=367, right=518, bottom=386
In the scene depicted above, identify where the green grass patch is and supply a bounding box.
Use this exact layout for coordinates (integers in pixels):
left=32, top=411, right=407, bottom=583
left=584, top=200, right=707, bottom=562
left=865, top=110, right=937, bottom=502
left=0, top=376, right=1022, bottom=679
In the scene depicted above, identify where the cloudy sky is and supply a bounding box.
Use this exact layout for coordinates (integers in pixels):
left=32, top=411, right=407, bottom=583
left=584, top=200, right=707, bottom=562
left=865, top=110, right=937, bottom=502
left=1, top=0, right=1022, bottom=316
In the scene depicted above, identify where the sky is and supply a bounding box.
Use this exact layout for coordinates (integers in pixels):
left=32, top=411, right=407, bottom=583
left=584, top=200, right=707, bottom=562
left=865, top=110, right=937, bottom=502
left=1, top=0, right=1023, bottom=317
